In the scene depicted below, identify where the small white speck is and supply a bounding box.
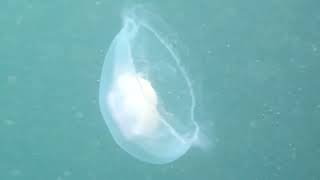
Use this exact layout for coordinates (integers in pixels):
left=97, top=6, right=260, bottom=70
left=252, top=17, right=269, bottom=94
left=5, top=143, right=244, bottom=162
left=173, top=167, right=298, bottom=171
left=298, top=65, right=306, bottom=71
left=27, top=4, right=33, bottom=9
left=75, top=112, right=84, bottom=119
left=9, top=169, right=21, bottom=176
left=288, top=143, right=297, bottom=160
left=71, top=106, right=77, bottom=111
left=289, top=58, right=295, bottom=63
left=290, top=150, right=297, bottom=160
left=249, top=121, right=257, bottom=128
left=4, top=119, right=16, bottom=126
left=7, top=75, right=17, bottom=84
left=63, top=170, right=72, bottom=176
left=91, top=99, right=97, bottom=104
left=311, top=44, right=318, bottom=52
left=16, top=16, right=23, bottom=25
left=272, top=120, right=280, bottom=126
left=209, top=121, right=215, bottom=127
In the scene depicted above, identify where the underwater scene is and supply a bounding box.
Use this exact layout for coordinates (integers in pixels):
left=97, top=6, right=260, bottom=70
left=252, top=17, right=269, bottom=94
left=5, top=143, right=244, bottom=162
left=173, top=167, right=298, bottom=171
left=1, top=0, right=319, bottom=179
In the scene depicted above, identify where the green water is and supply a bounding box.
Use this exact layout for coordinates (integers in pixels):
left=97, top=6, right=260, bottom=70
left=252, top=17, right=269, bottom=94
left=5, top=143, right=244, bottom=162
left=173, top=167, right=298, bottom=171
left=1, top=0, right=319, bottom=179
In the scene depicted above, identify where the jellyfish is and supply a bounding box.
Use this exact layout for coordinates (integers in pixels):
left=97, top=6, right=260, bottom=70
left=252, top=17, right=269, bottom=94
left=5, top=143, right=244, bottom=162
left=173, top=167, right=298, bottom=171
left=99, top=6, right=200, bottom=164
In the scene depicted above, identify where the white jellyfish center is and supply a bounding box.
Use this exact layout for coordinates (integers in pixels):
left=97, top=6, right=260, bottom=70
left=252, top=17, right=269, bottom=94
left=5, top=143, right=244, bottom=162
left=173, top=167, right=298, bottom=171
left=109, top=73, right=160, bottom=139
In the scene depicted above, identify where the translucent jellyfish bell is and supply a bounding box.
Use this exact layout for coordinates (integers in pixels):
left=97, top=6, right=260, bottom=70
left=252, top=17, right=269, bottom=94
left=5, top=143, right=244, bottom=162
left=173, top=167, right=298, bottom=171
left=99, top=6, right=199, bottom=164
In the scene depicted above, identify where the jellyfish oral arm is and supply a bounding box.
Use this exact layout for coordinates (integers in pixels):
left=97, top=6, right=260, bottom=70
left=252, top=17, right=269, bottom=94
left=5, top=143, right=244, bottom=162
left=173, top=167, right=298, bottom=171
left=107, top=73, right=160, bottom=140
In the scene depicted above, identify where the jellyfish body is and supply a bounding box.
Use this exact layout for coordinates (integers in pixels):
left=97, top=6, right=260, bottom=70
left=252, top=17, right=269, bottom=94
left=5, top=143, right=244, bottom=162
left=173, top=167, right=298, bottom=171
left=99, top=6, right=199, bottom=164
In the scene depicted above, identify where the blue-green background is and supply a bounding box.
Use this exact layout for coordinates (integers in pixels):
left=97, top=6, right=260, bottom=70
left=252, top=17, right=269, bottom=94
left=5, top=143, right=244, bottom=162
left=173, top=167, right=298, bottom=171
left=1, top=0, right=319, bottom=179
